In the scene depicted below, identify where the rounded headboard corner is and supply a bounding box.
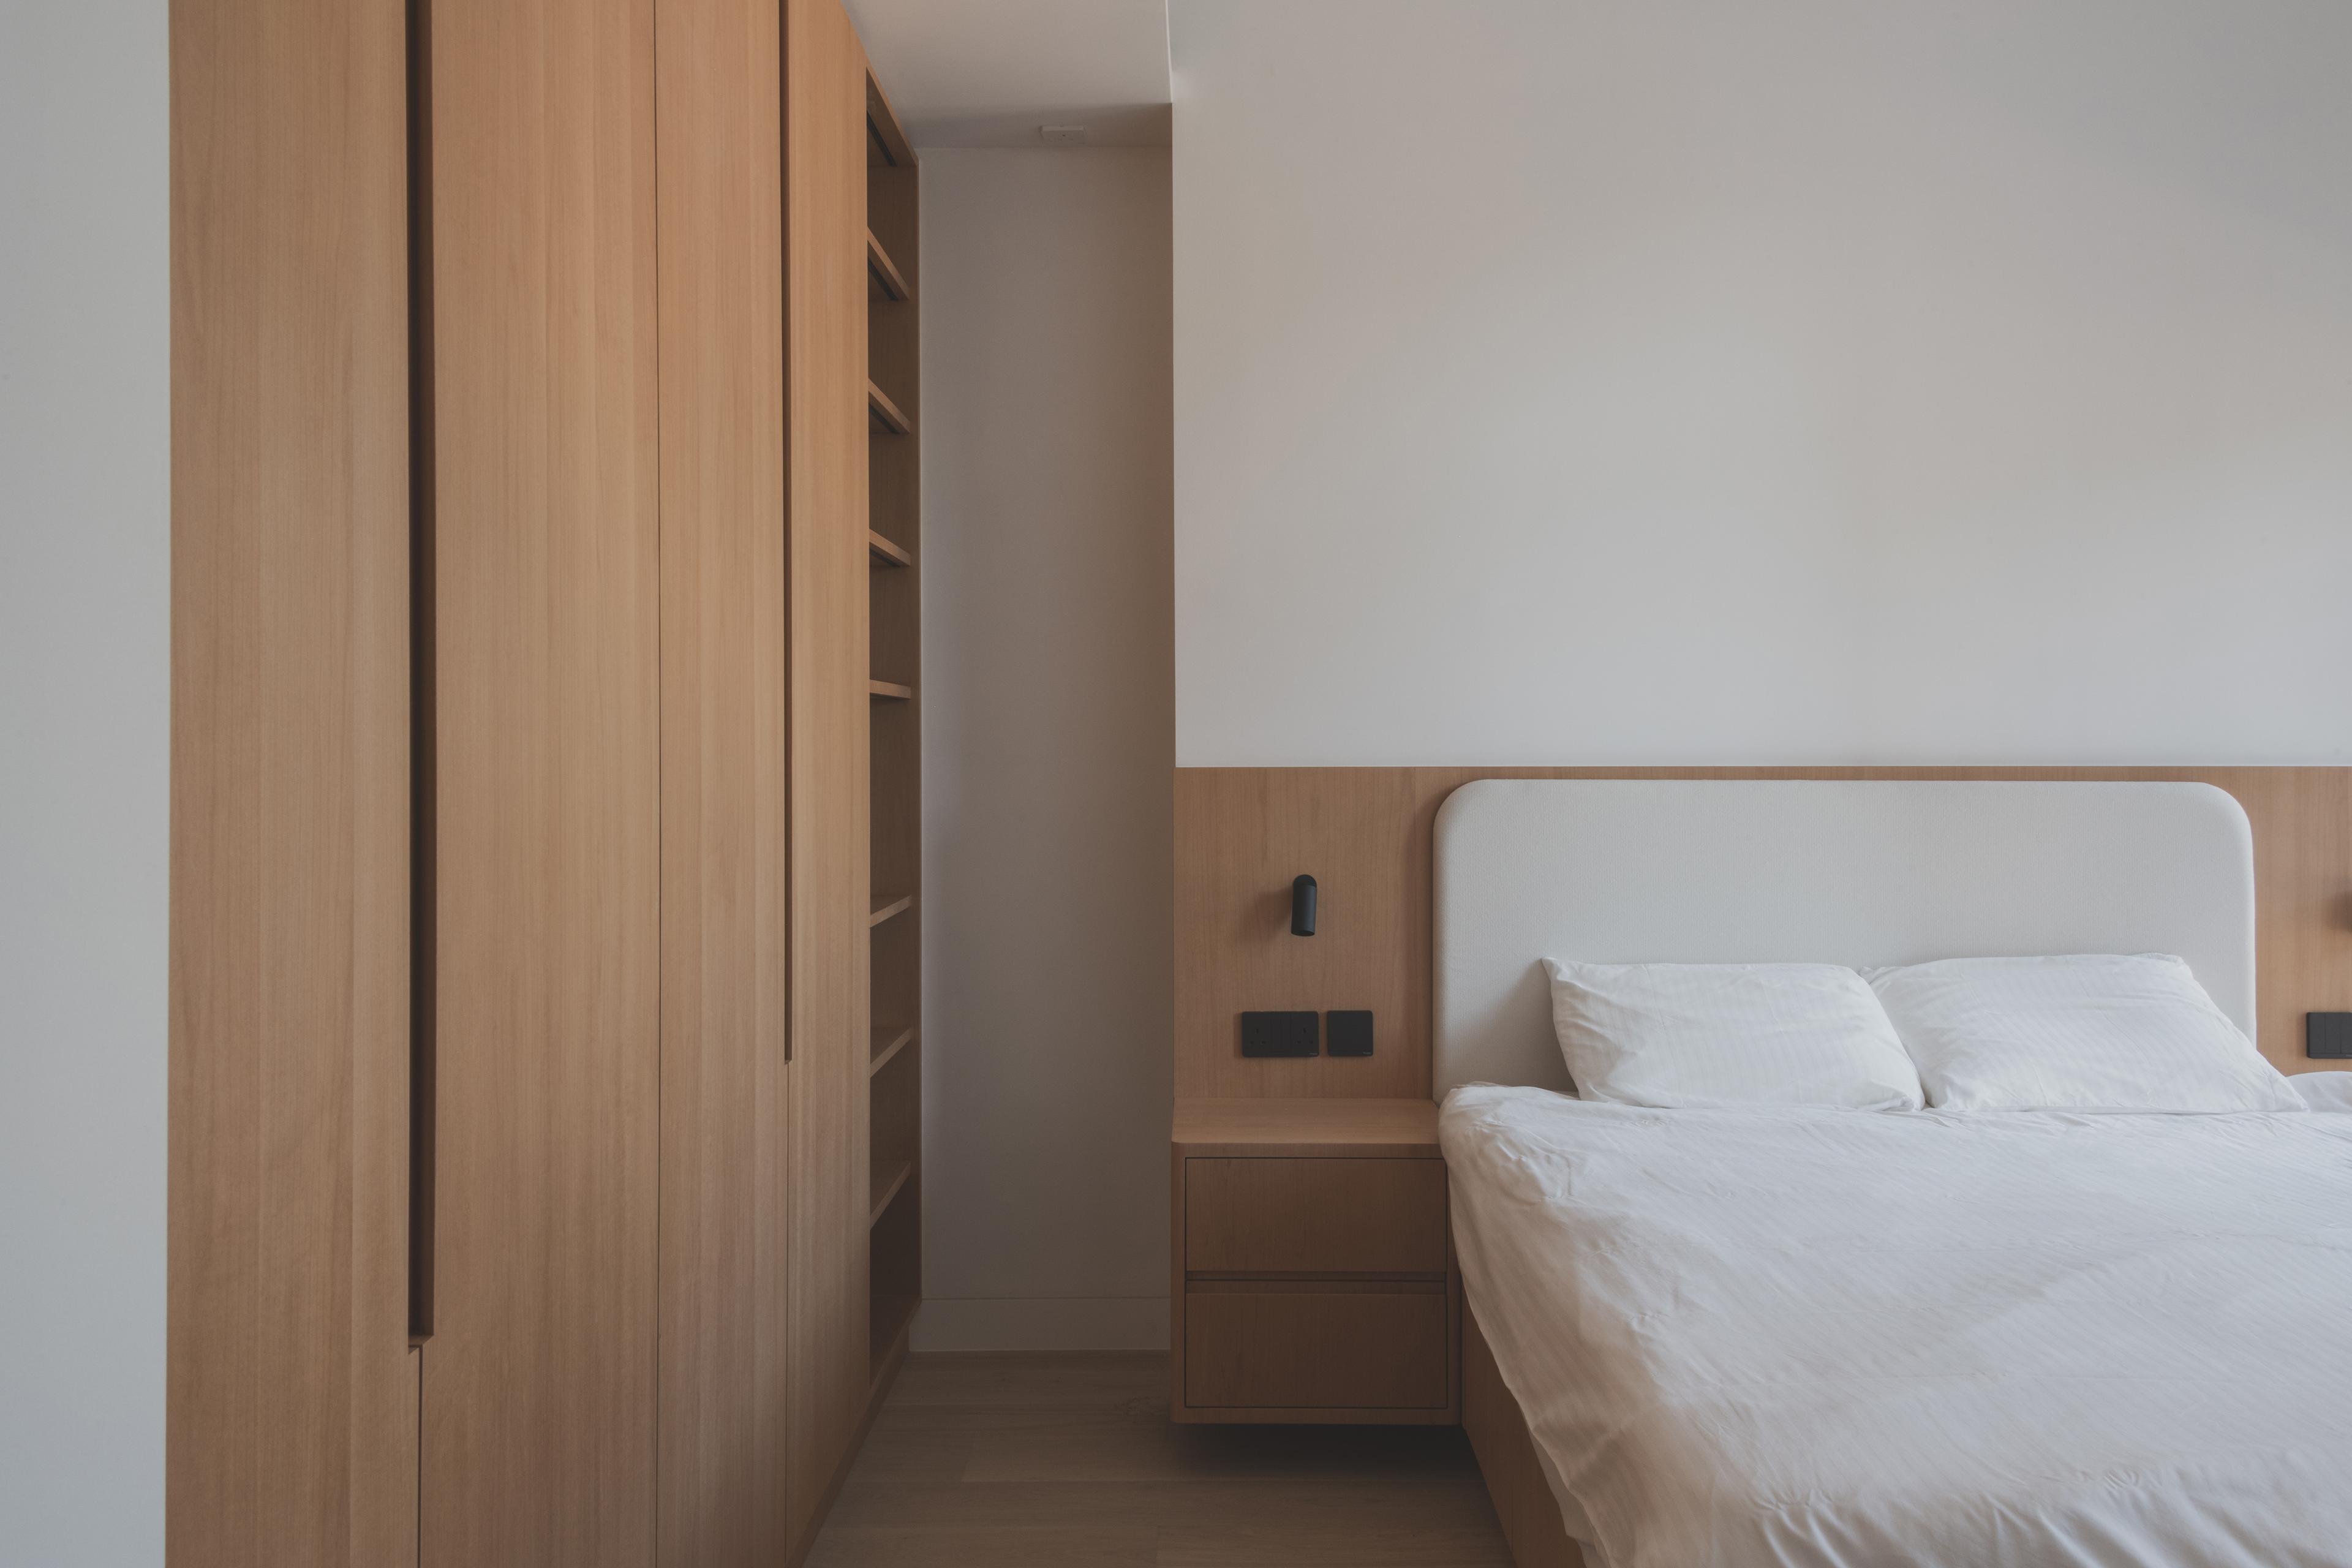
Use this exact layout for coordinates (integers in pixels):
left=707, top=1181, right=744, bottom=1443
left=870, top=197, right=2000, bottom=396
left=1433, top=776, right=1509, bottom=835
left=2179, top=778, right=2255, bottom=835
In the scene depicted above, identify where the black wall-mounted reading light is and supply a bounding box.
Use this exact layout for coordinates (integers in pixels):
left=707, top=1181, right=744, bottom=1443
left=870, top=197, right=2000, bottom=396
left=1291, top=874, right=1317, bottom=936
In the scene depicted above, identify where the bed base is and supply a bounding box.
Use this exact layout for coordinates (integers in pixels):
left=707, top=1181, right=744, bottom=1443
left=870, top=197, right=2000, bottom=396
left=1463, top=1303, right=1584, bottom=1568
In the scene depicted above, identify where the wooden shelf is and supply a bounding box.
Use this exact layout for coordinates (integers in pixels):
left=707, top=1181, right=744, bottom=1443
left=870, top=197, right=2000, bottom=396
left=869, top=1159, right=914, bottom=1227
left=869, top=1287, right=918, bottom=1384
left=866, top=72, right=916, bottom=169
left=866, top=230, right=911, bottom=303
left=868, top=679, right=913, bottom=701
left=1173, top=1098, right=1442, bottom=1159
left=867, top=380, right=912, bottom=435
left=869, top=891, right=914, bottom=927
left=870, top=1023, right=916, bottom=1076
left=867, top=530, right=911, bottom=568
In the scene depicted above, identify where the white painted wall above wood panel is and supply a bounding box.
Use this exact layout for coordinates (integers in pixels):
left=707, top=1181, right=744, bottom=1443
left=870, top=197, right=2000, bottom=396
left=1172, top=0, right=2352, bottom=766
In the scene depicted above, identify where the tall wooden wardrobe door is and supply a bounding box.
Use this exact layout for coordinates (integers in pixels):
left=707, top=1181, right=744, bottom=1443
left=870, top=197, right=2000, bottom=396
left=783, top=0, right=874, bottom=1549
left=654, top=0, right=795, bottom=1561
left=418, top=1, right=663, bottom=1564
left=168, top=1, right=418, bottom=1562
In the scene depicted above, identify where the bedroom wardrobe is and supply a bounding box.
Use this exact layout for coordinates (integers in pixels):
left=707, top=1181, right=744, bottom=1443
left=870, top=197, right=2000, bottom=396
left=167, top=0, right=922, bottom=1562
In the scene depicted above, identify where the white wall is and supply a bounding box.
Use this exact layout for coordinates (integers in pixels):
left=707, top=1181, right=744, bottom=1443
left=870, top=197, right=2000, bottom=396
left=916, top=149, right=1176, bottom=1350
left=0, top=2, right=171, bottom=1562
left=1172, top=0, right=2352, bottom=766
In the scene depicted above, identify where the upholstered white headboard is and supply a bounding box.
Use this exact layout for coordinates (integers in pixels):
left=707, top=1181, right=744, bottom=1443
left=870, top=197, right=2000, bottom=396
left=1432, top=780, right=2256, bottom=1096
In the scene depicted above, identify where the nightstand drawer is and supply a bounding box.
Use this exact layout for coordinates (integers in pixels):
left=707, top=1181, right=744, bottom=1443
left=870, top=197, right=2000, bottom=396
left=1186, top=1158, right=1447, bottom=1276
left=1184, top=1287, right=1449, bottom=1409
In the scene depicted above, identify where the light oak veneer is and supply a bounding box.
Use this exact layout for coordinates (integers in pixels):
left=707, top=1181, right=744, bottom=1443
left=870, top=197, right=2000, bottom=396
left=174, top=1, right=922, bottom=1562
left=655, top=0, right=795, bottom=1559
left=1171, top=1099, right=1458, bottom=1427
left=1462, top=1307, right=1582, bottom=1568
left=168, top=0, right=418, bottom=1558
left=785, top=0, right=884, bottom=1552
left=422, top=0, right=665, bottom=1558
left=1186, top=1159, right=1449, bottom=1277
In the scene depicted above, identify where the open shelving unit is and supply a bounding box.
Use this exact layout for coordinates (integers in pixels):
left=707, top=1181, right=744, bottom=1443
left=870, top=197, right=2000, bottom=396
left=869, top=1023, right=916, bottom=1076
left=865, top=230, right=910, bottom=303
left=866, top=380, right=913, bottom=436
left=864, top=70, right=922, bottom=1384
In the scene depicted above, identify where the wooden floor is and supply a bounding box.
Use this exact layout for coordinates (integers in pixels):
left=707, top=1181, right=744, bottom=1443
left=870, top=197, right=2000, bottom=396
left=805, top=1352, right=1513, bottom=1567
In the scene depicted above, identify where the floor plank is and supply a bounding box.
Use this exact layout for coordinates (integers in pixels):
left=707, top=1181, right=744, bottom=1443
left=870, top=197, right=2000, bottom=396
left=805, top=1353, right=1511, bottom=1567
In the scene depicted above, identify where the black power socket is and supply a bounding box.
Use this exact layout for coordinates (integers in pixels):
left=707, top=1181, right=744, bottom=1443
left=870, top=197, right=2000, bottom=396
left=1240, top=1010, right=1319, bottom=1057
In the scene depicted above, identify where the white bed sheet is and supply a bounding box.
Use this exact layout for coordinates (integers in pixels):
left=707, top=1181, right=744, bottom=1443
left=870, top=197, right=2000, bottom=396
left=1443, top=1083, right=2352, bottom=1568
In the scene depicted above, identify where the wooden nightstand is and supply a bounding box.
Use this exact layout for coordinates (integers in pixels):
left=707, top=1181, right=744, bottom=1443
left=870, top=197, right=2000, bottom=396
left=1170, top=1098, right=1458, bottom=1424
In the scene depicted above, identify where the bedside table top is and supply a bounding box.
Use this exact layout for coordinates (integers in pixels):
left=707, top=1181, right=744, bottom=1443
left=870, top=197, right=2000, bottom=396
left=1172, top=1097, right=1441, bottom=1158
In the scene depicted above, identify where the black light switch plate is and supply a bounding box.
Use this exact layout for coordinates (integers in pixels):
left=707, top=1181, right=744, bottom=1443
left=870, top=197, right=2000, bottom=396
left=1327, top=1010, right=1374, bottom=1057
left=2309, top=1012, right=2352, bottom=1060
left=1240, top=1010, right=1319, bottom=1057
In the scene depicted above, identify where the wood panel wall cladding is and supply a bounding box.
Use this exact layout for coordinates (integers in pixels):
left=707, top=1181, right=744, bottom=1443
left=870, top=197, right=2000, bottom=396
left=1175, top=767, right=2352, bottom=1099
left=169, top=0, right=916, bottom=1562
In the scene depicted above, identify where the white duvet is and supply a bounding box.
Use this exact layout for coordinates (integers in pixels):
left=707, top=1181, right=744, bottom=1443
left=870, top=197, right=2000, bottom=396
left=1442, top=1082, right=2352, bottom=1568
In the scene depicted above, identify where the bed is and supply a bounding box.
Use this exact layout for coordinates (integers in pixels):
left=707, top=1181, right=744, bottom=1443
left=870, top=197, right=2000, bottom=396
left=1432, top=780, right=2352, bottom=1568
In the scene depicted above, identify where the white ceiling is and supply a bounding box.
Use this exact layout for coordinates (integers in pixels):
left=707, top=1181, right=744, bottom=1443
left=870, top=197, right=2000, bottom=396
left=843, top=0, right=1172, bottom=147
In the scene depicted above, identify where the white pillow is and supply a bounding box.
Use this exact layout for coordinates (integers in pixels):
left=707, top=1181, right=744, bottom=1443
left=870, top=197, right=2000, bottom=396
left=1542, top=960, right=1924, bottom=1110
left=2293, top=1072, right=2352, bottom=1113
left=1866, top=954, right=2302, bottom=1113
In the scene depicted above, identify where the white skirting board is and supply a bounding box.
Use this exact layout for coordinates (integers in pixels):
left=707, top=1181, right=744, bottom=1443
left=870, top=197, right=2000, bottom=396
left=910, top=1296, right=1170, bottom=1353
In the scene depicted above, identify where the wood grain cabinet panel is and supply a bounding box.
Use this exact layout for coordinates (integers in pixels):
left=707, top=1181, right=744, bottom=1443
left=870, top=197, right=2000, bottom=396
left=178, top=0, right=907, bottom=1559
left=654, top=0, right=793, bottom=1561
left=420, top=0, right=663, bottom=1562
left=1186, top=1159, right=1447, bottom=1276
left=784, top=0, right=876, bottom=1553
left=1185, top=1289, right=1451, bottom=1410
left=1170, top=1102, right=1458, bottom=1425
left=168, top=0, right=418, bottom=1561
